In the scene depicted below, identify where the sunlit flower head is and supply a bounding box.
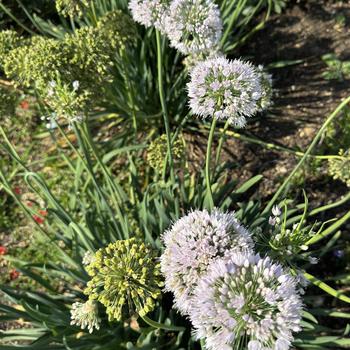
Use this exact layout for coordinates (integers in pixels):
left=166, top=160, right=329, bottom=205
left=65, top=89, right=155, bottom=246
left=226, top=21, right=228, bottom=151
left=160, top=209, right=254, bottom=315
left=84, top=238, right=163, bottom=321
left=187, top=56, right=263, bottom=127
left=190, top=252, right=303, bottom=350
left=164, top=0, right=222, bottom=55
left=129, top=0, right=169, bottom=31
left=70, top=300, right=101, bottom=333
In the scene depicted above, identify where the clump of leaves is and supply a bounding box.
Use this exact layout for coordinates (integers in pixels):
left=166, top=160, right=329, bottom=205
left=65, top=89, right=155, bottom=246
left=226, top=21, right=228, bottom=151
left=321, top=53, right=350, bottom=81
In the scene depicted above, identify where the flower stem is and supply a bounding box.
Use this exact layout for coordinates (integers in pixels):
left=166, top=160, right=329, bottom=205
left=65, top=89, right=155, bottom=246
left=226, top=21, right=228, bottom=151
left=141, top=315, right=185, bottom=332
left=221, top=128, right=344, bottom=160
left=205, top=118, right=217, bottom=210
left=156, top=30, right=179, bottom=218
left=263, top=95, right=350, bottom=214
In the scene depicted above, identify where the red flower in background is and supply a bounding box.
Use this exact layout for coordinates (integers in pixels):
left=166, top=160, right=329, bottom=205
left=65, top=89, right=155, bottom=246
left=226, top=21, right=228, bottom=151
left=9, top=269, right=20, bottom=280
left=0, top=246, right=7, bottom=255
left=14, top=187, right=21, bottom=195
left=33, top=215, right=45, bottom=225
left=20, top=100, right=30, bottom=110
left=38, top=209, right=48, bottom=217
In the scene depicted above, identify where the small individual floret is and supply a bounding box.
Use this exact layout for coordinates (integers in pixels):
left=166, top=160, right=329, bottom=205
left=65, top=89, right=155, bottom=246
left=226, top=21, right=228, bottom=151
left=129, top=0, right=169, bottom=31
left=56, top=0, right=89, bottom=17
left=84, top=238, right=163, bottom=321
left=70, top=300, right=101, bottom=333
left=147, top=134, right=184, bottom=173
left=187, top=56, right=262, bottom=127
left=164, top=0, right=222, bottom=55
left=160, top=209, right=253, bottom=315
left=328, top=149, right=350, bottom=187
left=82, top=251, right=95, bottom=266
left=190, top=252, right=303, bottom=350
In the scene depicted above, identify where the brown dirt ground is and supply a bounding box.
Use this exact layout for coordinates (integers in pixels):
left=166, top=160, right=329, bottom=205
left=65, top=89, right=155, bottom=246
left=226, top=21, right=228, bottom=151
left=215, top=0, right=350, bottom=205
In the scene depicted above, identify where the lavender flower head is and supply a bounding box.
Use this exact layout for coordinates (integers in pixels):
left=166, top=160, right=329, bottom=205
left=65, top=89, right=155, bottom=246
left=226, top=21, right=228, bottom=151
left=190, top=252, right=303, bottom=350
left=187, top=56, right=263, bottom=127
left=129, top=0, right=169, bottom=31
left=160, top=209, right=254, bottom=315
left=164, top=0, right=222, bottom=55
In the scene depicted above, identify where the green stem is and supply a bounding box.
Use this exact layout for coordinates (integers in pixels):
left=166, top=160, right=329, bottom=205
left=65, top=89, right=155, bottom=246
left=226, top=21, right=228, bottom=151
left=215, top=120, right=230, bottom=166
left=205, top=118, right=217, bottom=210
left=220, top=0, right=248, bottom=47
left=221, top=128, right=344, bottom=160
left=309, top=191, right=350, bottom=216
left=140, top=315, right=185, bottom=332
left=156, top=30, right=179, bottom=218
left=263, top=95, right=350, bottom=214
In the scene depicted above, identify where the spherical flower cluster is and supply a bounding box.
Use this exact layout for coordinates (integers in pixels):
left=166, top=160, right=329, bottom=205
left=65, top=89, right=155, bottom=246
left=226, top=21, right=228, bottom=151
left=3, top=10, right=136, bottom=119
left=190, top=252, right=303, bottom=350
left=147, top=134, right=185, bottom=173
left=129, top=0, right=169, bottom=31
left=187, top=56, right=263, bottom=127
left=84, top=238, right=163, bottom=321
left=55, top=0, right=89, bottom=17
left=161, top=209, right=253, bottom=315
left=164, top=0, right=222, bottom=55
left=70, top=300, right=101, bottom=333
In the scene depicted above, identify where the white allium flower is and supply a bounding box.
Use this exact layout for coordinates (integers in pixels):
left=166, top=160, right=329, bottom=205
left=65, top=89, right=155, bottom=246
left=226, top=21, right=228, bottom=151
left=272, top=205, right=281, bottom=217
left=82, top=251, right=95, bottom=266
left=160, top=209, right=254, bottom=315
left=72, top=80, right=80, bottom=91
left=187, top=56, right=262, bottom=127
left=190, top=252, right=303, bottom=350
left=129, top=0, right=169, bottom=31
left=164, top=0, right=222, bottom=55
left=70, top=300, right=101, bottom=333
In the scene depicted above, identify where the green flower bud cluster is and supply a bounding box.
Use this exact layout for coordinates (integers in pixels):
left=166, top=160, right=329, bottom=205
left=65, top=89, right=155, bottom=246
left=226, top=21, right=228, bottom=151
left=45, top=79, right=90, bottom=122
left=147, top=134, right=185, bottom=173
left=84, top=238, right=163, bottom=322
left=256, top=205, right=316, bottom=264
left=4, top=36, right=64, bottom=91
left=55, top=0, right=90, bottom=17
left=0, top=30, right=25, bottom=69
left=3, top=10, right=136, bottom=119
left=257, top=65, right=273, bottom=112
left=0, top=84, right=19, bottom=118
left=328, top=149, right=350, bottom=187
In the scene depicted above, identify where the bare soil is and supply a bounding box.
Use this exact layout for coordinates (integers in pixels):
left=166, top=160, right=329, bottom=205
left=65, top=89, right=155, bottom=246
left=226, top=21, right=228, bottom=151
left=219, top=0, right=350, bottom=204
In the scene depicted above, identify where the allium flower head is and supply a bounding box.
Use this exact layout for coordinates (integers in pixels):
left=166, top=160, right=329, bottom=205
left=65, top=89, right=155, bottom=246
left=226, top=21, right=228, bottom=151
left=70, top=300, right=101, bottom=333
left=190, top=253, right=303, bottom=350
left=164, top=0, right=222, bottom=55
left=147, top=134, right=184, bottom=173
left=84, top=238, right=163, bottom=321
left=187, top=57, right=263, bottom=127
left=129, top=0, right=169, bottom=31
left=161, top=209, right=254, bottom=315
